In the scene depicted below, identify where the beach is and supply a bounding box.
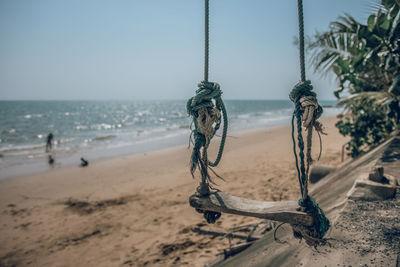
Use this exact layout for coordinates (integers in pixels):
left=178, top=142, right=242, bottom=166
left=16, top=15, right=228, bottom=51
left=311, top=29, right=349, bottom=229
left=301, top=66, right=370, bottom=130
left=0, top=116, right=349, bottom=267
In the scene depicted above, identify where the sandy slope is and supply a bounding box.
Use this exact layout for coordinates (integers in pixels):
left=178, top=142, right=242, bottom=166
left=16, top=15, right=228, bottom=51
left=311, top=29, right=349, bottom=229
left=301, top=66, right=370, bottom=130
left=218, top=132, right=400, bottom=267
left=0, top=116, right=348, bottom=267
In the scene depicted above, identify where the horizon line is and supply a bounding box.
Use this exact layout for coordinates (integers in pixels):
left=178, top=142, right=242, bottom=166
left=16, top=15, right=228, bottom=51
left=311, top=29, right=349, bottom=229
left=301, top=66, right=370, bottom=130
left=0, top=98, right=338, bottom=102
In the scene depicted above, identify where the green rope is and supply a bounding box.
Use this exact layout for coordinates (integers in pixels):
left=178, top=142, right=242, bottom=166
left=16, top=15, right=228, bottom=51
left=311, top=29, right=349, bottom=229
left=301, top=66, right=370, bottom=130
left=187, top=0, right=227, bottom=224
left=187, top=82, right=227, bottom=224
left=291, top=114, right=303, bottom=196
left=290, top=83, right=329, bottom=244
left=204, top=0, right=209, bottom=82
left=290, top=81, right=316, bottom=199
left=187, top=82, right=228, bottom=180
left=298, top=196, right=330, bottom=239
left=290, top=0, right=330, bottom=242
left=297, top=0, right=306, bottom=82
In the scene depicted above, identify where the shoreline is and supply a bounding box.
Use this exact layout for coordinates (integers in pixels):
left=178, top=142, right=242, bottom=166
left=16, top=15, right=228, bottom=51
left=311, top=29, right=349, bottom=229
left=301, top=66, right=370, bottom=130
left=0, top=115, right=350, bottom=266
left=0, top=99, right=341, bottom=180
left=0, top=112, right=340, bottom=181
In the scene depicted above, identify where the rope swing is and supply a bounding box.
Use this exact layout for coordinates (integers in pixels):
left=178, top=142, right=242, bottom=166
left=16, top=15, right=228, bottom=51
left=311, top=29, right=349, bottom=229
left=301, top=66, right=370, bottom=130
left=187, top=0, right=228, bottom=223
left=289, top=0, right=330, bottom=245
left=187, top=0, right=330, bottom=247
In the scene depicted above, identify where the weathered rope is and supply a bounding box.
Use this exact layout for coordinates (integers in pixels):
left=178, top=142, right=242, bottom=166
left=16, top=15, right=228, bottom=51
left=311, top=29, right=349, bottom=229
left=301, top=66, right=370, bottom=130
left=289, top=75, right=329, bottom=245
left=290, top=81, right=323, bottom=199
left=204, top=0, right=209, bottom=82
left=289, top=0, right=330, bottom=243
left=187, top=81, right=228, bottom=174
left=292, top=196, right=330, bottom=247
left=297, top=0, right=306, bottom=82
left=290, top=81, right=324, bottom=197
left=187, top=82, right=227, bottom=223
left=187, top=0, right=227, bottom=224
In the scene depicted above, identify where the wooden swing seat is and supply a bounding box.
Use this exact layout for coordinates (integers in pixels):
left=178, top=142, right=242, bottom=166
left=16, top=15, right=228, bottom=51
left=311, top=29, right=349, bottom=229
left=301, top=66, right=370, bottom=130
left=190, top=191, right=313, bottom=226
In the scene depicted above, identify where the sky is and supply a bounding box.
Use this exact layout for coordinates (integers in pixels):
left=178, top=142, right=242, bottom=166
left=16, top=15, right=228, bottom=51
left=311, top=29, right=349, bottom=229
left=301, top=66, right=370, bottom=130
left=0, top=0, right=375, bottom=100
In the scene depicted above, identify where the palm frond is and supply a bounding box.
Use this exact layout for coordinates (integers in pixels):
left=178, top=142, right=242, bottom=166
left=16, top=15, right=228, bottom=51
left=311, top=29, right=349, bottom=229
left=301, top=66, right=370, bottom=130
left=338, top=91, right=392, bottom=107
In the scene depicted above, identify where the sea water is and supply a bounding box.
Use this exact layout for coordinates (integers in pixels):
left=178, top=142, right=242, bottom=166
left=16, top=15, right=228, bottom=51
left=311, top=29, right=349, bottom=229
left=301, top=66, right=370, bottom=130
left=0, top=100, right=340, bottom=178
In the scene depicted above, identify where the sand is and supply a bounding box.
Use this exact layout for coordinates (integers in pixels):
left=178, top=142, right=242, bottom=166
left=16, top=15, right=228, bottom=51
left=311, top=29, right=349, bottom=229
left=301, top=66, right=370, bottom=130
left=0, top=116, right=349, bottom=267
left=217, top=131, right=400, bottom=267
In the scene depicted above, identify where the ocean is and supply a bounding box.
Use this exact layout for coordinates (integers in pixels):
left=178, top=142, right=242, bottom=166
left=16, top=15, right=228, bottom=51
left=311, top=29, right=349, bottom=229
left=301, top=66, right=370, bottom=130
left=0, top=100, right=340, bottom=178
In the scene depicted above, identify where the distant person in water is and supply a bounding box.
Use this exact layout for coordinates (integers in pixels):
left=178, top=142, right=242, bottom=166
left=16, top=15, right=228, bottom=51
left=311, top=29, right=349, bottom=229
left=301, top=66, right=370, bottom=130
left=46, top=133, right=54, bottom=152
left=80, top=157, right=89, bottom=167
left=48, top=154, right=55, bottom=165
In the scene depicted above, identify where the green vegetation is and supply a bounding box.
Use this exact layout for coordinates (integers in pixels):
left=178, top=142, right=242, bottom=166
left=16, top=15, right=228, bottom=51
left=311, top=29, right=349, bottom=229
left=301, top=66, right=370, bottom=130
left=308, top=0, right=400, bottom=157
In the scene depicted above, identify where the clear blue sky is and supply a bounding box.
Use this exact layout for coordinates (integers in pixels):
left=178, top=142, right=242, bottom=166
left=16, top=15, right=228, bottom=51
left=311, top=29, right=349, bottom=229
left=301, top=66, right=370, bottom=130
left=0, top=0, right=373, bottom=100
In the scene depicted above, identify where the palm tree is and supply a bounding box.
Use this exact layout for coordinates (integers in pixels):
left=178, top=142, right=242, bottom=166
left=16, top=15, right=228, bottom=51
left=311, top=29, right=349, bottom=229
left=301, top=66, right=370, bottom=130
left=308, top=0, right=400, bottom=157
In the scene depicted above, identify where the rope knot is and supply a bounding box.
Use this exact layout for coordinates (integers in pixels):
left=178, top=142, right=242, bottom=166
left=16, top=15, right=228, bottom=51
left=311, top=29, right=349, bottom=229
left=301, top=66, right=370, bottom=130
left=187, top=79, right=228, bottom=221
left=294, top=196, right=330, bottom=244
left=289, top=80, right=314, bottom=102
left=189, top=81, right=221, bottom=108
left=298, top=195, right=311, bottom=208
left=187, top=81, right=223, bottom=149
left=290, top=81, right=323, bottom=129
left=197, top=106, right=221, bottom=146
left=197, top=81, right=221, bottom=94
left=187, top=81, right=222, bottom=116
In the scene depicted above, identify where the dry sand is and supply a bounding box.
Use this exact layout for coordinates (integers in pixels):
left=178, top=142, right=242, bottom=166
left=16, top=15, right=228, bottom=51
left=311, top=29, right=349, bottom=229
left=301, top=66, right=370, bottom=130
left=0, top=116, right=349, bottom=267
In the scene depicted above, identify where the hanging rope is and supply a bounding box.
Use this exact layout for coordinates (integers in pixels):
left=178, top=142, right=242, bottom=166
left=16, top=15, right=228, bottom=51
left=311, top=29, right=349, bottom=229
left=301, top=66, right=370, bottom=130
left=297, top=0, right=306, bottom=83
left=204, top=0, right=209, bottom=82
left=187, top=0, right=228, bottom=224
left=289, top=0, right=330, bottom=244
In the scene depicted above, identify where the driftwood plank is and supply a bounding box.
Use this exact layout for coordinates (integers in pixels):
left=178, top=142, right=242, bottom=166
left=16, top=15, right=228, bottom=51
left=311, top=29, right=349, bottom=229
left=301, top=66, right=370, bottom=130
left=190, top=192, right=313, bottom=226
